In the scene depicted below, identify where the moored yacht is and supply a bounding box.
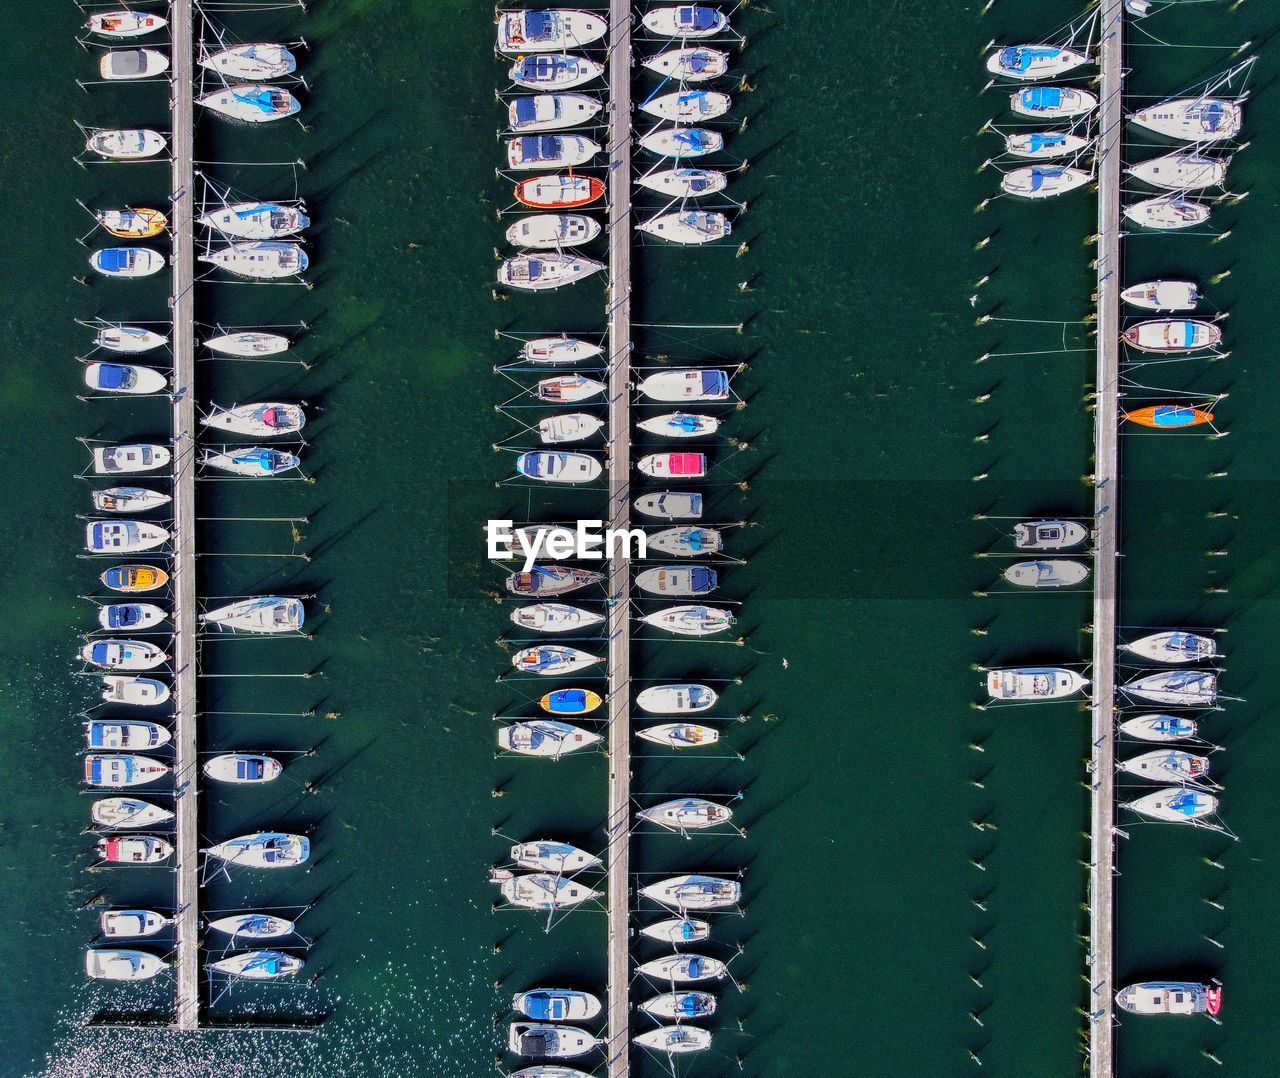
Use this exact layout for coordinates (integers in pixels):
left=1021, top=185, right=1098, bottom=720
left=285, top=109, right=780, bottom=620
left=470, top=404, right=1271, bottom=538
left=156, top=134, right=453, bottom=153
left=1122, top=280, right=1200, bottom=312
left=1122, top=670, right=1217, bottom=706
left=1128, top=98, right=1242, bottom=141
left=637, top=683, right=717, bottom=713
left=511, top=603, right=605, bottom=633
left=986, top=667, right=1087, bottom=701
left=637, top=797, right=732, bottom=831
left=987, top=45, right=1089, bottom=80
left=634, top=565, right=718, bottom=597
left=1116, top=981, right=1221, bottom=1016
left=640, top=604, right=734, bottom=636
left=201, top=596, right=304, bottom=634
left=498, top=720, right=602, bottom=757
left=1123, top=631, right=1219, bottom=664
left=1118, top=749, right=1210, bottom=785
left=1002, top=559, right=1089, bottom=588
left=641, top=873, right=741, bottom=910
left=1123, top=787, right=1218, bottom=824
left=1119, top=714, right=1198, bottom=742
left=1013, top=519, right=1088, bottom=550
left=511, top=840, right=601, bottom=873
left=637, top=723, right=719, bottom=748
left=513, top=988, right=602, bottom=1022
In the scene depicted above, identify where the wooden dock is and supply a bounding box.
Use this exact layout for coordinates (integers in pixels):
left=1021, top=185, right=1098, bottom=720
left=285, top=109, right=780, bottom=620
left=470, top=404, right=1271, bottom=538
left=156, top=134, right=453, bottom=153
left=603, top=0, right=634, bottom=1073
left=1088, top=1, right=1124, bottom=1072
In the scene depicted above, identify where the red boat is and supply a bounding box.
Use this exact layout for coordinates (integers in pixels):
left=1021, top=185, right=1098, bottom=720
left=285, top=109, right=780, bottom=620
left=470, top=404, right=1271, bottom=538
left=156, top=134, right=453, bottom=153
left=515, top=174, right=605, bottom=209
left=637, top=453, right=708, bottom=479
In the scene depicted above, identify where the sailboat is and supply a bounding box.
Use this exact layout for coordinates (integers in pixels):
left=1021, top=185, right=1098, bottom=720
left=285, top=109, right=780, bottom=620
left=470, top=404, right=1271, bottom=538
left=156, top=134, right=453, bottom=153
left=506, top=213, right=602, bottom=250
left=97, top=835, right=173, bottom=863
left=511, top=840, right=601, bottom=873
left=197, top=84, right=302, bottom=123
left=496, top=10, right=608, bottom=54
left=1013, top=520, right=1087, bottom=550
left=1123, top=319, right=1220, bottom=353
left=101, top=676, right=170, bottom=707
left=637, top=683, right=717, bottom=713
left=635, top=492, right=703, bottom=521
left=516, top=451, right=603, bottom=483
left=538, top=374, right=606, bottom=402
left=633, top=1028, right=712, bottom=1054
left=512, top=645, right=603, bottom=675
left=986, top=668, right=1088, bottom=701
left=85, top=949, right=167, bottom=981
left=93, top=487, right=171, bottom=513
left=508, top=1024, right=601, bottom=1060
left=85, top=129, right=167, bottom=159
left=206, top=914, right=296, bottom=939
left=638, top=413, right=718, bottom=441
left=508, top=94, right=602, bottom=133
left=81, top=639, right=168, bottom=671
left=1127, top=153, right=1229, bottom=191
left=640, top=90, right=731, bottom=123
left=498, top=720, right=602, bottom=757
left=634, top=565, right=718, bottom=597
left=85, top=721, right=170, bottom=751
left=642, top=874, right=740, bottom=910
left=639, top=991, right=717, bottom=1021
left=1010, top=86, right=1098, bottom=119
left=637, top=452, right=708, bottom=479
left=204, top=331, right=290, bottom=356
left=515, top=175, right=605, bottom=209
left=1118, top=714, right=1198, bottom=742
left=200, top=241, right=308, bottom=278
left=638, top=798, right=732, bottom=831
left=91, top=247, right=165, bottom=278
left=1122, top=631, right=1219, bottom=664
left=91, top=797, right=174, bottom=829
left=505, top=566, right=603, bottom=596
left=640, top=605, right=734, bottom=636
left=638, top=369, right=729, bottom=402
left=508, top=54, right=605, bottom=90
left=202, top=402, right=305, bottom=437
left=987, top=45, right=1089, bottom=80
left=1004, top=131, right=1091, bottom=160
left=100, top=49, right=169, bottom=80
left=1002, top=559, right=1089, bottom=588
left=637, top=167, right=728, bottom=198
left=1121, top=405, right=1214, bottom=429
left=200, top=44, right=297, bottom=81
left=642, top=46, right=729, bottom=81
left=1118, top=749, right=1210, bottom=785
left=1122, top=670, right=1217, bottom=706
left=1123, top=196, right=1209, bottom=230
left=97, top=207, right=167, bottom=238
left=641, top=6, right=728, bottom=37
left=1121, top=281, right=1200, bottom=312
left=198, top=202, right=309, bottom=239
left=636, top=953, right=727, bottom=982
left=209, top=951, right=303, bottom=980
left=638, top=127, right=724, bottom=158
left=1116, top=981, right=1222, bottom=1016
left=85, top=520, right=169, bottom=553
left=1128, top=98, right=1242, bottom=141
left=96, top=325, right=168, bottom=353
left=511, top=603, right=605, bottom=633
left=94, top=445, right=171, bottom=475
left=499, top=254, right=604, bottom=291
left=98, top=603, right=166, bottom=632
left=201, top=447, right=300, bottom=476
left=638, top=210, right=731, bottom=243
left=1123, top=788, right=1218, bottom=824
left=637, top=723, right=719, bottom=748
left=539, top=414, right=605, bottom=444
left=513, top=989, right=602, bottom=1023
left=1000, top=166, right=1090, bottom=198
left=640, top=918, right=711, bottom=944
left=521, top=336, right=602, bottom=364
left=100, top=909, right=171, bottom=937
left=495, top=871, right=601, bottom=910
left=646, top=527, right=722, bottom=557
left=201, top=596, right=304, bottom=633
left=204, top=832, right=310, bottom=868
left=87, top=11, right=168, bottom=37
left=203, top=754, right=283, bottom=784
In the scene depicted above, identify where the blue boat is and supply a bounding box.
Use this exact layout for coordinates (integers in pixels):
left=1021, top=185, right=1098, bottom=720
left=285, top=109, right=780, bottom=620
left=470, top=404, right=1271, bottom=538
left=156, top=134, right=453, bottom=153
left=514, top=988, right=602, bottom=1022
left=540, top=688, right=602, bottom=715
left=99, top=603, right=165, bottom=630
left=90, top=247, right=164, bottom=277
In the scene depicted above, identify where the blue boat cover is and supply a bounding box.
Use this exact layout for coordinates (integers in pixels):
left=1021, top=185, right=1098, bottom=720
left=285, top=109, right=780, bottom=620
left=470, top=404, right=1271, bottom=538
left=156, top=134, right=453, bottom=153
left=1199, top=101, right=1224, bottom=131
left=701, top=370, right=729, bottom=396
left=519, top=136, right=562, bottom=163
left=689, top=566, right=717, bottom=593
left=548, top=689, right=589, bottom=713
left=523, top=992, right=567, bottom=1020
left=1028, top=133, right=1066, bottom=152
left=1021, top=87, right=1064, bottom=111
left=238, top=758, right=265, bottom=780
left=1152, top=406, right=1195, bottom=427
left=677, top=996, right=702, bottom=1017
left=1000, top=46, right=1060, bottom=72
left=97, top=249, right=134, bottom=272
left=677, top=920, right=699, bottom=940
left=232, top=89, right=280, bottom=114
left=108, top=605, right=139, bottom=628
left=684, top=529, right=709, bottom=551
left=89, top=725, right=108, bottom=748
left=90, top=642, right=110, bottom=664
left=687, top=955, right=704, bottom=977
left=1168, top=791, right=1204, bottom=816
left=97, top=364, right=132, bottom=390
left=90, top=758, right=105, bottom=783
left=525, top=10, right=554, bottom=39
left=514, top=97, right=539, bottom=124
left=680, top=6, right=720, bottom=31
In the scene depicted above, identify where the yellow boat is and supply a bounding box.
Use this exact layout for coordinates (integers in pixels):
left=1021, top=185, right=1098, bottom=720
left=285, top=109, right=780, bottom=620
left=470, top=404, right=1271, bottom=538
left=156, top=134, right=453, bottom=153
left=101, top=564, right=169, bottom=593
left=539, top=688, right=603, bottom=715
left=97, top=208, right=168, bottom=239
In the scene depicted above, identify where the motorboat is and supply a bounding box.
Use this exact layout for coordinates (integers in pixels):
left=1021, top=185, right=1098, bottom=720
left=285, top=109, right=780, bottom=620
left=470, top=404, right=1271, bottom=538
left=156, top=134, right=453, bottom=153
left=1121, top=281, right=1200, bottom=312
left=988, top=45, right=1088, bottom=80
left=508, top=1069, right=593, bottom=1078
left=1123, top=196, right=1209, bottom=230
left=200, top=241, right=308, bottom=279
left=1118, top=749, right=1210, bottom=784
left=498, top=720, right=601, bottom=757
left=511, top=840, right=601, bottom=872
left=1119, top=714, right=1198, bottom=742
left=646, top=527, right=721, bottom=558
left=205, top=832, right=310, bottom=868
left=101, top=676, right=170, bottom=707
left=637, top=167, right=728, bottom=197
left=1128, top=152, right=1229, bottom=191
left=86, top=128, right=167, bottom=159
left=636, top=954, right=726, bottom=982
left=638, top=127, right=723, bottom=158
left=87, top=11, right=167, bottom=37
left=204, top=332, right=290, bottom=356
left=640, top=605, right=733, bottom=636
left=511, top=603, right=605, bottom=633
left=1002, top=559, right=1089, bottom=588
left=1122, top=405, right=1214, bottom=429
left=521, top=336, right=602, bottom=364
left=638, top=369, right=729, bottom=402
left=97, top=208, right=167, bottom=238
left=92, top=487, right=170, bottom=513
left=1123, top=319, right=1220, bottom=353
left=99, top=49, right=169, bottom=80
left=508, top=94, right=602, bottom=133
left=637, top=452, right=708, bottom=479
left=506, top=566, right=603, bottom=596
left=85, top=520, right=169, bottom=554
left=538, top=375, right=606, bottom=403
left=1013, top=520, right=1087, bottom=550
left=206, top=914, right=295, bottom=939
left=197, top=85, right=302, bottom=123
left=1116, top=981, right=1221, bottom=1016
left=1123, top=670, right=1217, bottom=706
left=94, top=445, right=171, bottom=475
left=198, top=202, right=309, bottom=239
left=203, top=754, right=283, bottom=784
left=201, top=447, right=300, bottom=476
left=496, top=10, right=608, bottom=54
left=1010, top=86, right=1097, bottom=120
left=640, top=918, right=711, bottom=944
left=512, top=645, right=603, bottom=675
left=98, top=603, right=165, bottom=631
left=202, top=402, right=305, bottom=438
left=201, top=596, right=304, bottom=634
left=540, top=688, right=603, bottom=715
left=642, top=46, right=729, bottom=81
left=514, top=989, right=602, bottom=1023
left=642, top=6, right=728, bottom=38
left=635, top=492, right=703, bottom=521
left=516, top=451, right=603, bottom=483
left=80, top=640, right=168, bottom=672
left=1004, top=131, right=1091, bottom=160
left=637, top=683, right=717, bottom=713
left=640, top=90, right=731, bottom=123
left=986, top=667, right=1088, bottom=701
left=634, top=565, right=718, bottom=597
left=638, top=211, right=731, bottom=244
left=90, top=247, right=164, bottom=278
left=97, top=835, right=173, bottom=863
left=91, top=797, right=173, bottom=829
left=539, top=413, right=605, bottom=444
left=100, top=910, right=170, bottom=938
left=500, top=254, right=604, bottom=291
left=507, top=135, right=600, bottom=172
left=637, top=413, right=718, bottom=439
left=210, top=950, right=303, bottom=980
left=1129, top=98, right=1242, bottom=142
left=497, top=871, right=602, bottom=909
left=642, top=874, right=740, bottom=910
left=508, top=1023, right=601, bottom=1060
left=1124, top=787, right=1218, bottom=824
left=96, top=325, right=168, bottom=353
left=633, top=1028, right=712, bottom=1054
left=200, top=44, right=297, bottom=81
left=636, top=723, right=720, bottom=748
left=85, top=721, right=170, bottom=752
left=1123, top=631, right=1219, bottom=664
left=638, top=797, right=732, bottom=831
left=1001, top=166, right=1090, bottom=198
left=101, top=564, right=168, bottom=592
left=640, top=991, right=717, bottom=1021
left=506, top=214, right=602, bottom=251
left=515, top=175, right=605, bottom=209
left=509, top=54, right=604, bottom=90
left=85, top=949, right=167, bottom=981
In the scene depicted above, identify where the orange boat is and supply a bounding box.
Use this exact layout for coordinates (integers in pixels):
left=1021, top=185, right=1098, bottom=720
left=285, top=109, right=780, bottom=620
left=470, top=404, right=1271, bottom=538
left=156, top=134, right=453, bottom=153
left=1122, top=405, right=1214, bottom=429
left=97, top=208, right=168, bottom=239
left=100, top=564, right=170, bottom=593
left=515, top=174, right=605, bottom=210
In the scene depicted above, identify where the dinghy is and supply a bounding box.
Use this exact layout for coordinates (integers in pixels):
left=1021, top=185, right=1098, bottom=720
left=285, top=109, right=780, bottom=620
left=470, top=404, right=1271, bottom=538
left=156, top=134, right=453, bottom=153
left=511, top=603, right=605, bottom=633
left=92, top=797, right=174, bottom=829
left=91, top=247, right=164, bottom=278
left=101, top=675, right=170, bottom=706
left=1121, top=281, right=1200, bottom=312
left=204, top=331, right=290, bottom=356
left=200, top=241, right=308, bottom=279
left=515, top=174, right=606, bottom=209
left=516, top=450, right=603, bottom=483
left=638, top=369, right=729, bottom=402
left=86, top=721, right=170, bottom=751
left=638, top=127, right=724, bottom=158
left=508, top=94, right=602, bottom=133
left=205, top=832, right=310, bottom=868
left=1129, top=98, right=1242, bottom=142
left=634, top=1028, right=712, bottom=1054
left=646, top=527, right=722, bottom=558
left=521, top=336, right=602, bottom=364
left=1010, top=86, right=1097, bottom=120
left=637, top=413, right=719, bottom=439
left=198, top=85, right=302, bottom=123
left=642, top=6, right=729, bottom=38
left=1116, top=981, right=1221, bottom=1016
left=200, top=44, right=297, bottom=81
left=509, top=54, right=604, bottom=90
left=499, top=254, right=604, bottom=291
left=507, top=135, right=600, bottom=171
left=642, top=874, right=740, bottom=910
left=100, top=49, right=169, bottom=81
left=508, top=1023, right=601, bottom=1060
left=1121, top=405, right=1214, bottom=429
left=637, top=167, right=728, bottom=197
left=201, top=447, right=300, bottom=476
left=210, top=950, right=303, bottom=980
left=1002, top=559, right=1089, bottom=588
left=637, top=953, right=726, bottom=982
left=1118, top=749, right=1209, bottom=785
left=1004, top=131, right=1091, bottom=160
left=1001, top=166, right=1090, bottom=198
left=86, top=129, right=167, bottom=159
left=1119, top=714, right=1197, bottom=742
left=640, top=918, right=711, bottom=944
left=1124, top=788, right=1218, bottom=824
left=97, top=207, right=167, bottom=238
left=540, top=688, right=603, bottom=715
left=101, top=910, right=170, bottom=938
left=94, top=444, right=171, bottom=475
left=506, top=214, right=602, bottom=250
left=499, top=720, right=601, bottom=757
left=1123, top=631, right=1219, bottom=665
left=198, top=202, right=309, bottom=239
left=97, top=835, right=172, bottom=863
left=100, top=564, right=168, bottom=592
left=206, top=914, right=295, bottom=939
left=511, top=840, right=600, bottom=873
left=640, top=991, right=717, bottom=1020
left=81, top=639, right=168, bottom=671
left=498, top=871, right=602, bottom=908
left=514, top=989, right=602, bottom=1022
left=1123, top=196, right=1209, bottom=230
left=93, top=487, right=170, bottom=513
left=635, top=492, right=703, bottom=520
left=638, top=797, right=731, bottom=831
left=1128, top=153, right=1228, bottom=191
left=634, top=565, right=718, bottom=597
left=98, top=603, right=165, bottom=632
left=96, top=325, right=168, bottom=353
left=637, top=683, right=717, bottom=713
left=641, top=605, right=734, bottom=636
left=987, top=45, right=1089, bottom=81
left=513, top=645, right=603, bottom=675
left=1123, top=319, right=1220, bottom=353
left=539, top=414, right=605, bottom=444
left=496, top=10, right=608, bottom=54
left=1123, top=670, right=1217, bottom=706
left=643, top=46, right=729, bottom=81
left=86, top=949, right=167, bottom=981
left=506, top=566, right=603, bottom=596
left=201, top=596, right=304, bottom=633
left=203, top=402, right=305, bottom=438
left=637, top=723, right=719, bottom=747
left=638, top=210, right=731, bottom=244
left=640, top=90, right=731, bottom=123
left=85, top=520, right=169, bottom=555
left=203, top=754, right=283, bottom=784
left=1013, top=520, right=1087, bottom=550
left=986, top=667, right=1087, bottom=701
left=87, top=12, right=168, bottom=37
left=638, top=452, right=707, bottom=479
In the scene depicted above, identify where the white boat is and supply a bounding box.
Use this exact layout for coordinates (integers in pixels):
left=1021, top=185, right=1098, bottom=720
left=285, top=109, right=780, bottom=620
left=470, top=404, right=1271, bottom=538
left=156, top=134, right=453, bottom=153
left=638, top=210, right=730, bottom=244
left=539, top=414, right=605, bottom=444
left=512, top=645, right=602, bottom=675
left=91, top=797, right=173, bottom=829
left=94, top=444, right=171, bottom=475
left=640, top=918, right=711, bottom=944
left=514, top=988, right=602, bottom=1022
left=516, top=451, right=603, bottom=483
left=198, top=202, right=309, bottom=239
left=1010, top=86, right=1098, bottom=120
left=98, top=603, right=166, bottom=632
left=637, top=452, right=707, bottom=478
left=512, top=840, right=600, bottom=872
left=1129, top=98, right=1242, bottom=142
left=203, top=754, right=283, bottom=784
left=1123, top=319, right=1220, bottom=353
left=99, top=49, right=169, bottom=81
left=499, top=720, right=601, bottom=757
left=507, top=135, right=600, bottom=171
left=81, top=639, right=168, bottom=671
left=1123, top=787, right=1218, bottom=824
left=1004, top=131, right=1091, bottom=160
left=637, top=723, right=720, bottom=748
left=85, top=949, right=167, bottom=981
left=986, top=667, right=1088, bottom=701
left=92, top=487, right=170, bottom=513
left=538, top=374, right=606, bottom=403
left=1000, top=166, right=1090, bottom=198
left=198, top=84, right=302, bottom=123
left=210, top=950, right=303, bottom=980
left=506, top=565, right=604, bottom=596
left=636, top=953, right=726, bottom=982
left=498, top=871, right=602, bottom=908
left=638, top=369, right=729, bottom=402
left=85, top=360, right=167, bottom=395
left=642, top=46, right=729, bottom=82
left=987, top=45, right=1089, bottom=81
left=86, top=128, right=167, bottom=159
left=642, top=874, right=740, bottom=910
left=642, top=6, right=728, bottom=38
left=496, top=10, right=608, bottom=54
left=1123, top=670, right=1217, bottom=706
left=1118, top=714, right=1198, bottom=742
left=637, top=167, right=727, bottom=198
left=1116, top=981, right=1221, bottom=1016
left=509, top=54, right=604, bottom=90
left=637, top=413, right=719, bottom=439
left=101, top=909, right=170, bottom=938
left=1121, top=281, right=1200, bottom=312
left=521, top=336, right=602, bottom=364
left=201, top=596, right=304, bottom=634
left=638, top=127, right=723, bottom=158
left=96, top=325, right=168, bottom=353
left=634, top=565, right=718, bottom=597
left=1118, top=749, right=1210, bottom=785
left=200, top=241, right=308, bottom=279
left=637, top=683, right=717, bottom=713
left=634, top=492, right=703, bottom=521
left=509, top=94, right=602, bottom=133
left=206, top=914, right=295, bottom=939
left=641, top=90, right=731, bottom=123
left=205, top=832, right=310, bottom=868
left=85, top=721, right=170, bottom=751
left=634, top=1027, right=712, bottom=1054
left=508, top=1023, right=601, bottom=1060
left=639, top=991, right=717, bottom=1020
left=203, top=402, right=305, bottom=438
left=87, top=12, right=168, bottom=38
left=511, top=603, right=604, bottom=633
left=1123, top=631, right=1219, bottom=665
left=1002, top=559, right=1089, bottom=588
left=1128, top=153, right=1228, bottom=191
left=90, top=247, right=165, bottom=278
left=97, top=834, right=172, bottom=863
left=85, top=520, right=170, bottom=554
left=500, top=254, right=603, bottom=291
left=201, top=447, right=300, bottom=477
left=646, top=526, right=721, bottom=558
left=100, top=676, right=170, bottom=707
left=1124, top=196, right=1210, bottom=230
left=506, top=214, right=602, bottom=250
left=85, top=754, right=169, bottom=788
left=200, top=44, right=297, bottom=81
left=638, top=797, right=732, bottom=831
left=640, top=605, right=734, bottom=636
left=1013, top=520, right=1087, bottom=550
left=204, top=332, right=290, bottom=356
left=508, top=1069, right=593, bottom=1078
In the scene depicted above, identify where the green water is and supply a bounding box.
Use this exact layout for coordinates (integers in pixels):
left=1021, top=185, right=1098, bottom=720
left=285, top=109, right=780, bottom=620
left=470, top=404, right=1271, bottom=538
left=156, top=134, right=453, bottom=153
left=1, top=1, right=1277, bottom=1075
